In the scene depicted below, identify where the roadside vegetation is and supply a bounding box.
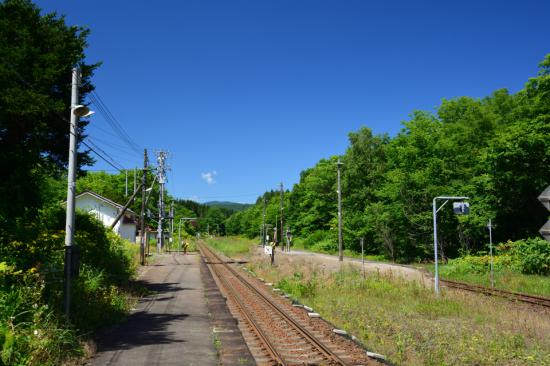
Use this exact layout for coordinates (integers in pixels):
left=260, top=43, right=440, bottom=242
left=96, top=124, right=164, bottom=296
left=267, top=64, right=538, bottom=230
left=248, top=255, right=550, bottom=366
left=0, top=207, right=142, bottom=365
left=422, top=237, right=550, bottom=297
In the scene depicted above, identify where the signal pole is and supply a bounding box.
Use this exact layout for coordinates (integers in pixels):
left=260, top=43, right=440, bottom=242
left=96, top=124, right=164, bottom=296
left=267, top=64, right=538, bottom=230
left=156, top=151, right=167, bottom=253
left=280, top=182, right=284, bottom=251
left=140, top=149, right=148, bottom=265
left=336, top=158, right=344, bottom=262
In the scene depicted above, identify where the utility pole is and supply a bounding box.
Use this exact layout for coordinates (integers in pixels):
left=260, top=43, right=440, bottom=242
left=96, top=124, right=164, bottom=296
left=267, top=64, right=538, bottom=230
left=262, top=198, right=266, bottom=247
left=170, top=201, right=174, bottom=250
left=140, top=149, right=148, bottom=265
left=125, top=170, right=128, bottom=197
left=488, top=219, right=494, bottom=288
left=280, top=182, right=284, bottom=252
left=156, top=151, right=167, bottom=253
left=336, top=158, right=344, bottom=262
left=63, top=67, right=93, bottom=317
left=134, top=167, right=137, bottom=193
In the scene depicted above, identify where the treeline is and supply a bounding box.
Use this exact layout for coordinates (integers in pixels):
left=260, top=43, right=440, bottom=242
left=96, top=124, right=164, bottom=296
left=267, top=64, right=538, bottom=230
left=227, top=54, right=550, bottom=262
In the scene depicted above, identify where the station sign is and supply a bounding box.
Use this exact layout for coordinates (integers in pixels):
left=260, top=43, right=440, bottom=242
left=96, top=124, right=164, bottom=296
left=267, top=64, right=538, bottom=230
left=538, top=185, right=550, bottom=242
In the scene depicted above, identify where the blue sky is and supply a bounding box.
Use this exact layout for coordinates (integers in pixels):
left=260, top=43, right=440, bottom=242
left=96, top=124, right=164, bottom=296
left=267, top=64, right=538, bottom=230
left=36, top=0, right=549, bottom=203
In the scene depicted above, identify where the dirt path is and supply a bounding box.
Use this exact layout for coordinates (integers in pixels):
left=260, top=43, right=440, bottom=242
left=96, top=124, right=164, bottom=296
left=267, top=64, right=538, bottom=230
left=252, top=247, right=433, bottom=287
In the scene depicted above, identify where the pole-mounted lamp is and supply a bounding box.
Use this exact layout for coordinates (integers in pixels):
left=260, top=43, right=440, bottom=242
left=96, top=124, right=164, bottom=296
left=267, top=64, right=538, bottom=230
left=64, top=68, right=94, bottom=318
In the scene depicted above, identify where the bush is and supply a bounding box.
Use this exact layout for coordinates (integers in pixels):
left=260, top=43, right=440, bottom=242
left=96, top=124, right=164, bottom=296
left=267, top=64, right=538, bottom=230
left=0, top=207, right=140, bottom=365
left=443, top=237, right=550, bottom=276
left=498, top=238, right=550, bottom=275
left=303, top=230, right=338, bottom=252
left=0, top=263, right=81, bottom=365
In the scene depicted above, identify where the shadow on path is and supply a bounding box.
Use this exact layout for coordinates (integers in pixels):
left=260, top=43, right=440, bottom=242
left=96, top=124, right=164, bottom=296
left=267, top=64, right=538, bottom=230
left=96, top=312, right=189, bottom=352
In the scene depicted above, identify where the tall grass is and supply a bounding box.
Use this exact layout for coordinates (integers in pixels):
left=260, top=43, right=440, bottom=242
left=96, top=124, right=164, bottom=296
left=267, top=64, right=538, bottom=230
left=249, top=261, right=550, bottom=365
left=205, top=236, right=256, bottom=257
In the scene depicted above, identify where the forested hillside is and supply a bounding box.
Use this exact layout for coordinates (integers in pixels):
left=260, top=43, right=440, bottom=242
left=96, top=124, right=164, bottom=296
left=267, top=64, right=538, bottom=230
left=226, top=54, right=550, bottom=262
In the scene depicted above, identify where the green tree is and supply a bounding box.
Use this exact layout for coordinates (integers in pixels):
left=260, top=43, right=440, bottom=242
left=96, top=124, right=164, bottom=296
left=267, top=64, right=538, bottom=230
left=0, top=0, right=97, bottom=226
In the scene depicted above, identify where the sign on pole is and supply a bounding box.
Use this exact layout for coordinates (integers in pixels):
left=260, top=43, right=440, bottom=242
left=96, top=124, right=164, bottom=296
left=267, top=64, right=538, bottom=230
left=537, top=185, right=550, bottom=242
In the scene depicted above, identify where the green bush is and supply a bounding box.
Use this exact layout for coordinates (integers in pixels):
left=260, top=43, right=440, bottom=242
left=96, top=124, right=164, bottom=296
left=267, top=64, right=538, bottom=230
left=499, top=238, right=550, bottom=275
left=0, top=206, right=139, bottom=365
left=303, top=230, right=338, bottom=252
left=0, top=263, right=81, bottom=365
left=443, top=237, right=550, bottom=277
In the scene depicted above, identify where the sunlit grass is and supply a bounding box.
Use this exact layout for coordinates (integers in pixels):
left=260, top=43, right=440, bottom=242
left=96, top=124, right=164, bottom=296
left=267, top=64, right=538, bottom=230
left=248, top=259, right=550, bottom=366
left=205, top=236, right=257, bottom=257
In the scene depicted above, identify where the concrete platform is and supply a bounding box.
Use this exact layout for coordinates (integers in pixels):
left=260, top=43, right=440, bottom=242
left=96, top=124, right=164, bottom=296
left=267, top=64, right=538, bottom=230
left=89, top=253, right=218, bottom=366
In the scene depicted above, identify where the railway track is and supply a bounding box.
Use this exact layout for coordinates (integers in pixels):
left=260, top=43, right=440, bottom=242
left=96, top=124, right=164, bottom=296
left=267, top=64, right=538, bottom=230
left=199, top=243, right=377, bottom=366
left=441, top=279, right=550, bottom=308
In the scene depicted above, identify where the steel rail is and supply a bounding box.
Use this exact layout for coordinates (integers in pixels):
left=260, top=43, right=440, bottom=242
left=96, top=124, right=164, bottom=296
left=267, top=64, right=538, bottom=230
left=199, top=242, right=348, bottom=365
left=199, top=245, right=286, bottom=365
left=441, top=279, right=550, bottom=308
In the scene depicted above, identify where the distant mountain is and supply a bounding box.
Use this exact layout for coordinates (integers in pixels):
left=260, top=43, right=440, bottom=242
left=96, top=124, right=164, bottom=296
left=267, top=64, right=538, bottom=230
left=204, top=201, right=252, bottom=212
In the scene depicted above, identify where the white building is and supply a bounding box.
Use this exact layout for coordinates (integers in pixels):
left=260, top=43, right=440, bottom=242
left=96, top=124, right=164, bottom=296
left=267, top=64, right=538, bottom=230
left=75, top=191, right=137, bottom=242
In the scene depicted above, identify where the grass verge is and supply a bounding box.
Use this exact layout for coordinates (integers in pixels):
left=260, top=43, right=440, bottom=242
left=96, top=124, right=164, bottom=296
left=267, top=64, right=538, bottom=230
left=248, top=258, right=550, bottom=365
left=205, top=236, right=257, bottom=257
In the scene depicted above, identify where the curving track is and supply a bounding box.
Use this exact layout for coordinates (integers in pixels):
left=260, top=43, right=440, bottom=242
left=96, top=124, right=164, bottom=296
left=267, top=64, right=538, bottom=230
left=199, top=243, right=377, bottom=366
left=441, top=279, right=550, bottom=308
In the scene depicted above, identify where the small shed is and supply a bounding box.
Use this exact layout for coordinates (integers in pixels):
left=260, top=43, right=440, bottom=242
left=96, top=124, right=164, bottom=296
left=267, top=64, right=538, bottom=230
left=75, top=191, right=137, bottom=242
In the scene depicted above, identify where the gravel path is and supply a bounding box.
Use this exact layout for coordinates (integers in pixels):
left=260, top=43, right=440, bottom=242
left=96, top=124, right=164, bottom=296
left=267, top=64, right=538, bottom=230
left=258, top=247, right=433, bottom=287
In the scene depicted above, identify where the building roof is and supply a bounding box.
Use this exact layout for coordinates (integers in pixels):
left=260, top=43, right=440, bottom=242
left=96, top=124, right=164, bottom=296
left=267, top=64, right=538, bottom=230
left=75, top=191, right=137, bottom=216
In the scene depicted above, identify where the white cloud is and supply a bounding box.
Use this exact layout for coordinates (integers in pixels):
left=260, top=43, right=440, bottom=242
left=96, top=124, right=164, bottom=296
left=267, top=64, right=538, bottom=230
left=189, top=195, right=200, bottom=202
left=201, top=170, right=217, bottom=185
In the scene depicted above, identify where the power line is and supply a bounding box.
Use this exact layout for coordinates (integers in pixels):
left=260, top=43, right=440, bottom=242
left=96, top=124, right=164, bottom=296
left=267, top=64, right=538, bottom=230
left=1, top=57, right=135, bottom=173
left=81, top=140, right=125, bottom=172
left=88, top=91, right=142, bottom=156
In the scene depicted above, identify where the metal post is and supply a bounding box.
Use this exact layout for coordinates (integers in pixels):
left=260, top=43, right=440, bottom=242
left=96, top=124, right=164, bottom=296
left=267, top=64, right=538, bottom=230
left=280, top=182, right=284, bottom=252
left=337, top=159, right=344, bottom=261
left=432, top=196, right=469, bottom=297
left=170, top=201, right=174, bottom=250
left=433, top=198, right=439, bottom=296
left=178, top=218, right=181, bottom=249
left=140, top=149, right=148, bottom=265
left=361, top=237, right=365, bottom=278
left=63, top=67, right=80, bottom=317
left=488, top=219, right=494, bottom=288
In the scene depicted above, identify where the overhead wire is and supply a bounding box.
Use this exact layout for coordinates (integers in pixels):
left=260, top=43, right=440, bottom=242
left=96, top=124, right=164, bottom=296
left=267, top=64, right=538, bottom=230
left=1, top=58, right=132, bottom=173
left=88, top=90, right=143, bottom=156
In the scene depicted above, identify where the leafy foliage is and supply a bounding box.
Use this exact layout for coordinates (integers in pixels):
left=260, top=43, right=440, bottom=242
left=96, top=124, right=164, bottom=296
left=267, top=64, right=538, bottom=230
left=0, top=0, right=97, bottom=225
